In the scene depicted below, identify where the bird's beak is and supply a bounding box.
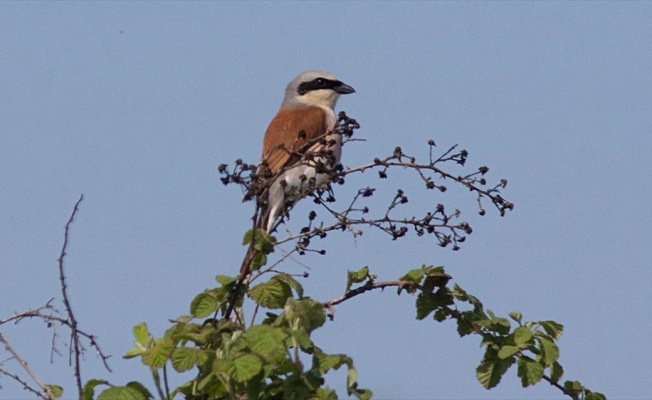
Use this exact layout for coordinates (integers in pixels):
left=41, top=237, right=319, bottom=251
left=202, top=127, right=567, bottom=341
left=334, top=82, right=355, bottom=95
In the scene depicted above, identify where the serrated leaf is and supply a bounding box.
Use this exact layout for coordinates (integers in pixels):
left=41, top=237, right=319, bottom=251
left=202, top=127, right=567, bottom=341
left=346, top=266, right=370, bottom=293
left=171, top=347, right=198, bottom=372
left=132, top=323, right=150, bottom=347
left=83, top=379, right=110, bottom=400
left=415, top=292, right=437, bottom=320
left=216, top=274, right=237, bottom=286
left=537, top=336, right=560, bottom=366
left=243, top=229, right=275, bottom=251
left=45, top=384, right=63, bottom=399
left=243, top=229, right=254, bottom=245
left=231, top=354, right=263, bottom=382
left=190, top=292, right=219, bottom=318
left=539, top=320, right=564, bottom=340
left=517, top=358, right=544, bottom=387
left=141, top=339, right=174, bottom=368
left=315, top=353, right=350, bottom=374
left=513, top=327, right=534, bottom=347
left=283, top=297, right=326, bottom=333
left=275, top=273, right=304, bottom=298
left=125, top=382, right=152, bottom=399
left=97, top=386, right=148, bottom=400
left=563, top=380, right=584, bottom=394
left=476, top=357, right=515, bottom=389
left=550, top=361, right=564, bottom=383
left=497, top=345, right=519, bottom=359
left=245, top=325, right=288, bottom=356
left=249, top=279, right=292, bottom=309
left=250, top=251, right=268, bottom=271
left=399, top=267, right=426, bottom=284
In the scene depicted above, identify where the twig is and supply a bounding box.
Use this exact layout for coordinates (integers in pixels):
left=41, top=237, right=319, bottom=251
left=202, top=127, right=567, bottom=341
left=0, top=333, right=55, bottom=400
left=0, top=304, right=112, bottom=372
left=323, top=280, right=418, bottom=309
left=0, top=365, right=50, bottom=399
left=57, top=194, right=84, bottom=399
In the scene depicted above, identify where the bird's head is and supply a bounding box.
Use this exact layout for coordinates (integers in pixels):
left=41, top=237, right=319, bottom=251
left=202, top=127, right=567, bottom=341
left=282, top=70, right=355, bottom=110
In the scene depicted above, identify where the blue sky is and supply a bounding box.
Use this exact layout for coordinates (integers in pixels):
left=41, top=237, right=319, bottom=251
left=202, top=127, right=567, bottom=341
left=1, top=2, right=651, bottom=399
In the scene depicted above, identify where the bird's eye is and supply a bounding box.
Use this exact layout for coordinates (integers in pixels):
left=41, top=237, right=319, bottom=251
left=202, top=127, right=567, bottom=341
left=315, top=78, right=326, bottom=86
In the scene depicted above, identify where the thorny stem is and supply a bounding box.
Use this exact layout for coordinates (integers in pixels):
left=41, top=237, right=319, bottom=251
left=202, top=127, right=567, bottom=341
left=0, top=333, right=55, bottom=400
left=57, top=194, right=84, bottom=399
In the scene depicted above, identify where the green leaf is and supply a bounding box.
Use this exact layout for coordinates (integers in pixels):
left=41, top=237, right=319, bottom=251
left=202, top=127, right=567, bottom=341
left=250, top=252, right=268, bottom=271
left=231, top=354, right=263, bottom=383
left=243, top=229, right=275, bottom=251
left=537, top=336, right=560, bottom=366
left=275, top=273, right=304, bottom=298
left=347, top=366, right=358, bottom=393
left=550, top=361, right=564, bottom=383
left=517, top=358, right=544, bottom=387
left=45, top=385, right=63, bottom=399
left=315, top=353, right=350, bottom=374
left=399, top=267, right=426, bottom=284
left=132, top=323, right=150, bottom=348
left=124, top=382, right=152, bottom=399
left=415, top=292, right=437, bottom=320
left=283, top=297, right=326, bottom=334
left=585, top=393, right=607, bottom=400
left=315, top=388, right=338, bottom=400
left=216, top=274, right=237, bottom=287
left=97, top=385, right=148, bottom=400
left=82, top=379, right=110, bottom=400
left=123, top=349, right=143, bottom=359
left=497, top=345, right=519, bottom=359
left=539, top=320, right=564, bottom=340
left=244, top=325, right=288, bottom=356
left=508, top=311, right=522, bottom=325
left=513, top=327, right=534, bottom=347
left=249, top=278, right=292, bottom=309
left=171, top=347, right=199, bottom=372
left=476, top=356, right=515, bottom=389
left=563, top=380, right=584, bottom=394
left=141, top=339, right=174, bottom=368
left=452, top=284, right=483, bottom=308
left=190, top=291, right=219, bottom=318
left=487, top=310, right=511, bottom=334
left=353, top=389, right=373, bottom=400
left=346, top=266, right=370, bottom=293
left=290, top=328, right=313, bottom=352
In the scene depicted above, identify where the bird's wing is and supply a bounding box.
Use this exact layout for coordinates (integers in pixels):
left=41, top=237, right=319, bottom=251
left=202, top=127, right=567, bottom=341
left=261, top=106, right=328, bottom=175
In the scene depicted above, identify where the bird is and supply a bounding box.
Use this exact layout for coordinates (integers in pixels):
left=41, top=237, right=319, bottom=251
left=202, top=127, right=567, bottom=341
left=256, top=70, right=355, bottom=233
